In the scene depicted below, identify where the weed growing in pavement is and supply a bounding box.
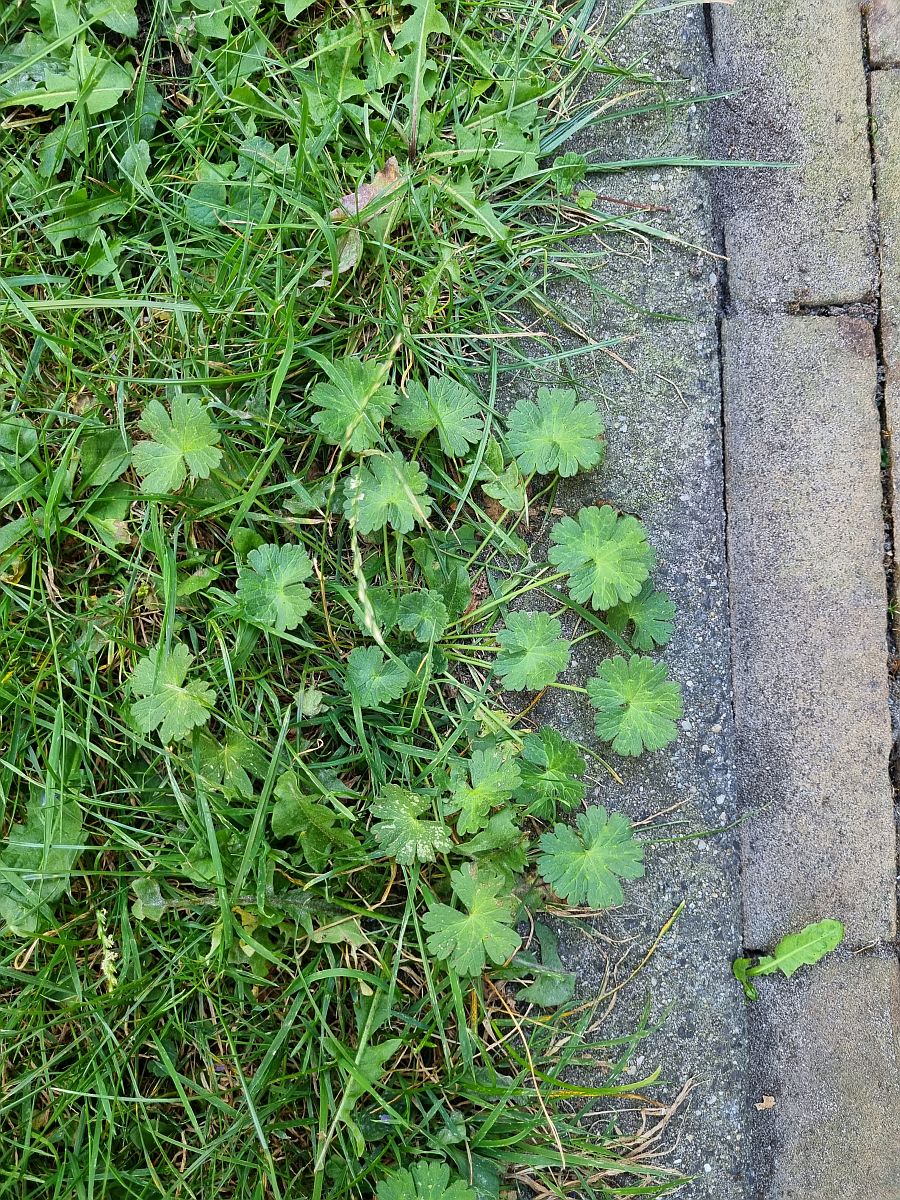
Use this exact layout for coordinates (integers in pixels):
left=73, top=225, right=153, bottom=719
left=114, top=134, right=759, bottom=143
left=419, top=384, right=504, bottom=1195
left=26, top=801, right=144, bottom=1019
left=0, top=0, right=691, bottom=1195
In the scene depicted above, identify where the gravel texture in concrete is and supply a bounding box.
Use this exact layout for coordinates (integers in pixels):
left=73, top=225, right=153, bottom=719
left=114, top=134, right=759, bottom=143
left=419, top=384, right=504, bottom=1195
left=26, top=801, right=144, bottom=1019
left=711, top=0, right=875, bottom=309
left=723, top=314, right=895, bottom=951
left=503, top=5, right=747, bottom=1195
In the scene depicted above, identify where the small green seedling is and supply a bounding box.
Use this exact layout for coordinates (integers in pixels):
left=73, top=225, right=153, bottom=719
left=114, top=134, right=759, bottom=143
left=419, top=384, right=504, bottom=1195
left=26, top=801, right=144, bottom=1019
left=733, top=919, right=845, bottom=1000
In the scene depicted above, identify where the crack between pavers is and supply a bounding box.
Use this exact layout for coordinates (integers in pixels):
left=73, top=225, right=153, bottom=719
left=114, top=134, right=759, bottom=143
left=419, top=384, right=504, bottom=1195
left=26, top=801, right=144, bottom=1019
left=862, top=9, right=900, bottom=943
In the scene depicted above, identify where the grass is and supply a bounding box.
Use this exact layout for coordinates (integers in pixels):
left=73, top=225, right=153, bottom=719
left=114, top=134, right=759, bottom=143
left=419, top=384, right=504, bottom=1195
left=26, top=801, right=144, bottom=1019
left=0, top=0, right=695, bottom=1196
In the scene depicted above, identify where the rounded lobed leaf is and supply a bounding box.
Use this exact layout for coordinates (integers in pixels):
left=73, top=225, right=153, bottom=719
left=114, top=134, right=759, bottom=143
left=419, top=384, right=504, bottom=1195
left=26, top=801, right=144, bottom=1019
left=548, top=505, right=653, bottom=610
left=505, top=386, right=604, bottom=477
left=586, top=654, right=683, bottom=756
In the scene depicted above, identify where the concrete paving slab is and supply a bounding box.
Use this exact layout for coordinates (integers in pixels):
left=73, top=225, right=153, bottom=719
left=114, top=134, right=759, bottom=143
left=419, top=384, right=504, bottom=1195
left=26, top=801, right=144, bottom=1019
left=723, top=314, right=895, bottom=950
left=711, top=0, right=876, bottom=309
left=869, top=0, right=900, bottom=67
left=745, top=954, right=900, bottom=1199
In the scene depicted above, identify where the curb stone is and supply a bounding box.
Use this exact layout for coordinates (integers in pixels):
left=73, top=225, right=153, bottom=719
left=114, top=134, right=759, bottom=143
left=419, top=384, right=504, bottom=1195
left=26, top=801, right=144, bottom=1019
left=711, top=0, right=875, bottom=309
left=722, top=313, right=895, bottom=952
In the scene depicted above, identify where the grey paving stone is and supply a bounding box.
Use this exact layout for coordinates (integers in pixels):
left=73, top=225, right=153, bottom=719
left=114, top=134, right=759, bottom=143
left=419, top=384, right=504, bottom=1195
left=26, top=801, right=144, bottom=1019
left=711, top=0, right=876, bottom=309
left=723, top=314, right=895, bottom=950
left=745, top=954, right=900, bottom=1199
left=869, top=0, right=900, bottom=67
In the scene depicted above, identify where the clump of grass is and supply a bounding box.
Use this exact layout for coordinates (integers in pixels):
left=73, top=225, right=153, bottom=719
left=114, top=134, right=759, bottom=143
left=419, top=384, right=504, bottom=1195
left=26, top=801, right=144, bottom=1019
left=0, top=0, right=692, bottom=1196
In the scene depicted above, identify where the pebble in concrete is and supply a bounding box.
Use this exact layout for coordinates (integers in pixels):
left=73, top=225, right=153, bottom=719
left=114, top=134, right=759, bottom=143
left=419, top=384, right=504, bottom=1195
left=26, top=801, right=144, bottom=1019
left=712, top=0, right=875, bottom=308
left=868, top=0, right=900, bottom=67
left=723, top=315, right=895, bottom=950
left=745, top=955, right=900, bottom=1199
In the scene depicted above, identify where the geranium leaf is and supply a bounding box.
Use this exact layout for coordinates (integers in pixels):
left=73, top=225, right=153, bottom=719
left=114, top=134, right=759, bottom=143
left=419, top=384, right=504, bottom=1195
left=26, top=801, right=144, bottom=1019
left=606, top=582, right=675, bottom=651
left=446, top=744, right=521, bottom=835
left=236, top=542, right=313, bottom=632
left=132, top=395, right=222, bottom=494
left=309, top=358, right=397, bottom=451
left=494, top=610, right=570, bottom=690
left=346, top=646, right=412, bottom=708
left=394, top=377, right=484, bottom=457
left=376, top=1161, right=476, bottom=1200
left=370, top=784, right=452, bottom=864
left=505, top=387, right=604, bottom=477
left=423, top=863, right=521, bottom=977
left=548, top=505, right=654, bottom=610
left=129, top=643, right=215, bottom=743
left=586, top=654, right=682, bottom=756
left=515, top=728, right=586, bottom=819
left=195, top=729, right=268, bottom=799
left=397, top=589, right=448, bottom=643
left=538, top=807, right=644, bottom=908
left=344, top=451, right=432, bottom=534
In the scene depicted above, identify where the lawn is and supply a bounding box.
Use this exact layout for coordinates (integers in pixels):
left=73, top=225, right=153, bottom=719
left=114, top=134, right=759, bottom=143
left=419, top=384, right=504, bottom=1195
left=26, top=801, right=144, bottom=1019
left=0, top=0, right=690, bottom=1195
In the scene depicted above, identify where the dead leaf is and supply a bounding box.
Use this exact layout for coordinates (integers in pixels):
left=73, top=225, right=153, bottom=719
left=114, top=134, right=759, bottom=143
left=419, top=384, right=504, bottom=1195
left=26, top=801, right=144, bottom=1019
left=331, top=156, right=403, bottom=221
left=755, top=1095, right=776, bottom=1111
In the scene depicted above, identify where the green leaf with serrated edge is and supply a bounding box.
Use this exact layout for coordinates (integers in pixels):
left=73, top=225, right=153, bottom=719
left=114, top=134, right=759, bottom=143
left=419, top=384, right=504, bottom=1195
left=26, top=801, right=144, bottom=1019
left=494, top=610, right=570, bottom=691
left=586, top=654, right=682, bottom=756
left=236, top=542, right=313, bottom=632
left=119, top=139, right=150, bottom=186
left=736, top=920, right=845, bottom=999
left=344, top=452, right=432, bottom=534
left=479, top=460, right=526, bottom=512
left=195, top=729, right=267, bottom=799
left=129, top=644, right=214, bottom=743
left=505, top=387, right=604, bottom=477
left=423, top=864, right=521, bottom=977
left=132, top=395, right=222, bottom=494
left=394, top=0, right=450, bottom=150
left=131, top=876, right=166, bottom=922
left=33, top=0, right=78, bottom=40
left=271, top=770, right=356, bottom=871
left=458, top=810, right=528, bottom=879
left=309, top=358, right=397, bottom=451
left=346, top=646, right=411, bottom=708
left=551, top=151, right=587, bottom=193
left=516, top=922, right=576, bottom=1008
left=42, top=46, right=132, bottom=115
left=443, top=175, right=508, bottom=243
left=446, top=744, right=521, bottom=835
left=0, top=789, right=82, bottom=935
left=548, top=506, right=653, bottom=611
left=606, top=582, right=675, bottom=651
left=376, top=1160, right=476, bottom=1200
left=284, top=0, right=314, bottom=17
left=397, top=589, right=448, bottom=643
left=515, top=728, right=586, bottom=819
left=538, top=807, right=644, bottom=908
left=393, top=377, right=484, bottom=457
left=370, top=785, right=452, bottom=864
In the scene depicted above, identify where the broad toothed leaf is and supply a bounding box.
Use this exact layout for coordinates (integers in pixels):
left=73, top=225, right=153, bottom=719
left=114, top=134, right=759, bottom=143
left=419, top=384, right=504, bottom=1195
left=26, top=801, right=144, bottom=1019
left=538, top=807, right=643, bottom=908
left=606, top=582, right=675, bottom=651
left=494, top=610, right=570, bottom=691
left=271, top=769, right=357, bottom=871
left=129, top=643, right=215, bottom=743
left=309, top=358, right=396, bottom=451
left=548, top=505, right=653, bottom=610
left=394, top=377, right=484, bottom=457
left=344, top=451, right=432, bottom=534
left=515, top=728, right=586, bottom=819
left=0, top=787, right=82, bottom=936
left=195, top=729, right=268, bottom=799
left=446, top=744, right=521, bottom=835
left=236, top=542, right=313, bottom=632
left=505, top=387, right=604, bottom=477
left=132, top=395, right=222, bottom=494
left=397, top=589, right=449, bottom=643
left=370, top=785, right=452, bottom=864
left=346, top=646, right=411, bottom=708
left=376, top=1161, right=475, bottom=1200
left=423, top=864, right=521, bottom=976
left=586, top=654, right=682, bottom=756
